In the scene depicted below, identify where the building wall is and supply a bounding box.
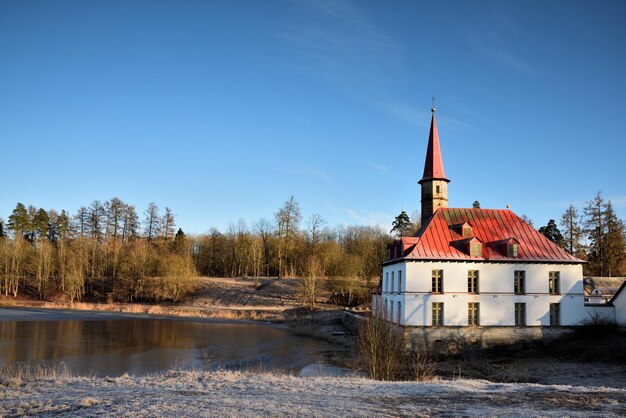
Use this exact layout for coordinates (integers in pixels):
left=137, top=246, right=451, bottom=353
left=380, top=260, right=585, bottom=327
left=613, top=290, right=626, bottom=325
left=583, top=304, right=615, bottom=323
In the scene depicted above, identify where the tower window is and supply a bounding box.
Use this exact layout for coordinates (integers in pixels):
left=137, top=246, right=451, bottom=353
left=435, top=185, right=440, bottom=194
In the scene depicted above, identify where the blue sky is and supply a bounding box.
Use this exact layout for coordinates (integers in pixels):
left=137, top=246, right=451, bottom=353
left=1, top=0, right=625, bottom=233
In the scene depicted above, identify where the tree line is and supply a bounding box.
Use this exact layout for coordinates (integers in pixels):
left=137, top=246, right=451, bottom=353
left=192, top=196, right=389, bottom=305
left=0, top=199, right=196, bottom=303
left=0, top=196, right=390, bottom=306
left=538, top=192, right=626, bottom=277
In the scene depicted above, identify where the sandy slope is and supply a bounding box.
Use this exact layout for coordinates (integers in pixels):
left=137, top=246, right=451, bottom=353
left=2, top=370, right=625, bottom=417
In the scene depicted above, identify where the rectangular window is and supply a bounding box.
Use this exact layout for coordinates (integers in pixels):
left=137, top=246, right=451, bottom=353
left=550, top=303, right=561, bottom=326
left=468, top=302, right=480, bottom=326
left=508, top=244, right=519, bottom=257
left=432, top=302, right=444, bottom=326
left=385, top=272, right=388, bottom=293
left=390, top=302, right=394, bottom=323
left=391, top=271, right=395, bottom=294
left=432, top=270, right=443, bottom=293
left=549, top=271, right=560, bottom=295
left=468, top=270, right=479, bottom=293
left=514, top=271, right=526, bottom=294
left=398, top=271, right=402, bottom=293
left=397, top=301, right=401, bottom=324
left=515, top=303, right=526, bottom=326
left=470, top=243, right=482, bottom=257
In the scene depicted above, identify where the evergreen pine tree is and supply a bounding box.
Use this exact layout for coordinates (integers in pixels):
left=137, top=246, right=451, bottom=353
left=390, top=211, right=412, bottom=237
left=538, top=219, right=564, bottom=247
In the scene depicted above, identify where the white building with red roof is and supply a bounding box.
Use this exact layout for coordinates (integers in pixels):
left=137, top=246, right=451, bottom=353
left=379, top=107, right=588, bottom=343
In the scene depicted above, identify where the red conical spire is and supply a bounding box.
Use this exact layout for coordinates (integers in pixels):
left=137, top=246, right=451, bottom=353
left=418, top=107, right=449, bottom=184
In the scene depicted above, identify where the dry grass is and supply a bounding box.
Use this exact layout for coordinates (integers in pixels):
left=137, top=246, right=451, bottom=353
left=2, top=299, right=286, bottom=321
left=79, top=397, right=100, bottom=407
left=0, top=362, right=89, bottom=387
left=0, top=276, right=344, bottom=322
left=3, top=368, right=625, bottom=417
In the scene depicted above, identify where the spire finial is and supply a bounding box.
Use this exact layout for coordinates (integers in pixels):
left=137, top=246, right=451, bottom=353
left=431, top=94, right=436, bottom=113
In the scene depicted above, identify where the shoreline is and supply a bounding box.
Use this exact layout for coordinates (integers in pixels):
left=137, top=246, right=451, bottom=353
left=0, top=299, right=293, bottom=323
left=0, top=305, right=289, bottom=327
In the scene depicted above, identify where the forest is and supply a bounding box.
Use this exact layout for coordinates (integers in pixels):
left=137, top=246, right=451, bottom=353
left=0, top=196, right=388, bottom=305
left=0, top=192, right=624, bottom=306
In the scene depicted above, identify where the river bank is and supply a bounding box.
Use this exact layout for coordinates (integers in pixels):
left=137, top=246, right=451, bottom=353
left=0, top=276, right=343, bottom=322
left=2, top=369, right=625, bottom=417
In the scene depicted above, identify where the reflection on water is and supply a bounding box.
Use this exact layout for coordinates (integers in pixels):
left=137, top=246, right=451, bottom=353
left=0, top=319, right=336, bottom=376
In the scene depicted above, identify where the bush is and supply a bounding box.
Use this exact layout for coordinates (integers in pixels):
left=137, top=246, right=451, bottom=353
left=354, top=312, right=437, bottom=381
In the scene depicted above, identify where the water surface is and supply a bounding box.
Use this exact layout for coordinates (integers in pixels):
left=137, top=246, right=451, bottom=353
left=0, top=308, right=340, bottom=376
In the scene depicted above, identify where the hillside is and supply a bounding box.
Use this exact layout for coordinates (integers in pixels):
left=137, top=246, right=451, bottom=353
left=0, top=276, right=343, bottom=322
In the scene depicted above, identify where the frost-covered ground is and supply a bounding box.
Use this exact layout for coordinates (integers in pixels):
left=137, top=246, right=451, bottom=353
left=2, top=370, right=625, bottom=417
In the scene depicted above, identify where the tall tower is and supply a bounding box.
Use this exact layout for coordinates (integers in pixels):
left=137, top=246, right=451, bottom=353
left=418, top=106, right=450, bottom=225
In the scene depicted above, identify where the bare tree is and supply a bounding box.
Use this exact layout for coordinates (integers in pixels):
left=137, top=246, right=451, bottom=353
left=122, top=204, right=140, bottom=242
left=355, top=307, right=404, bottom=381
left=275, top=196, right=301, bottom=278
left=160, top=207, right=176, bottom=241
left=300, top=255, right=323, bottom=309
left=560, top=204, right=584, bottom=257
left=584, top=192, right=605, bottom=276
left=254, top=218, right=274, bottom=278
left=143, top=202, right=160, bottom=241
left=306, top=214, right=326, bottom=252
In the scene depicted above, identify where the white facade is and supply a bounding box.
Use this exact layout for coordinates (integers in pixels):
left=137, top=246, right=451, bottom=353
left=613, top=287, right=626, bottom=325
left=380, top=260, right=586, bottom=327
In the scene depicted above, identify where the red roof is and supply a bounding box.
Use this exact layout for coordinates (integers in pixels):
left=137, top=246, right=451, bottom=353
left=419, top=109, right=449, bottom=184
left=392, top=208, right=582, bottom=263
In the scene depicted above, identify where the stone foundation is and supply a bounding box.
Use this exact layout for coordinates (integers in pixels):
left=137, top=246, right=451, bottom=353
left=342, top=311, right=575, bottom=355
left=403, top=326, right=574, bottom=355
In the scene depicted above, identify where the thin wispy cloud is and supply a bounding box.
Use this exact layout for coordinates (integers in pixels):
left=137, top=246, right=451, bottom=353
left=438, top=114, right=475, bottom=133
left=544, top=195, right=626, bottom=211
left=281, top=0, right=406, bottom=85
left=280, top=1, right=473, bottom=130
left=280, top=0, right=420, bottom=121
left=288, top=165, right=333, bottom=183
left=372, top=100, right=430, bottom=127
left=610, top=196, right=626, bottom=208
left=345, top=208, right=393, bottom=229
left=366, top=161, right=389, bottom=174
left=465, top=5, right=538, bottom=76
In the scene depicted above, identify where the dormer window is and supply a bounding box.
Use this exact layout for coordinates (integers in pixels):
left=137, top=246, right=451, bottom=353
left=462, top=225, right=473, bottom=237
left=470, top=242, right=482, bottom=257
left=508, top=243, right=519, bottom=257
